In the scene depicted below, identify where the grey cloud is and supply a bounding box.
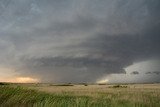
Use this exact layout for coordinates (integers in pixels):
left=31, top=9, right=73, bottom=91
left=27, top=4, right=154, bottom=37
left=146, top=71, right=160, bottom=75
left=0, top=0, right=160, bottom=83
left=16, top=56, right=126, bottom=82
left=153, top=71, right=160, bottom=75
left=130, top=71, right=139, bottom=75
left=146, top=72, right=152, bottom=74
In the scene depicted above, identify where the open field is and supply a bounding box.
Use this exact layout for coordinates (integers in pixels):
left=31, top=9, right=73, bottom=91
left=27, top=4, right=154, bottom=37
left=0, top=83, right=160, bottom=107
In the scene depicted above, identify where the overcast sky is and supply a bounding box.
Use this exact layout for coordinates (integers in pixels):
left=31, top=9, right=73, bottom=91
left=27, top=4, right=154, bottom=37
left=0, top=0, right=160, bottom=83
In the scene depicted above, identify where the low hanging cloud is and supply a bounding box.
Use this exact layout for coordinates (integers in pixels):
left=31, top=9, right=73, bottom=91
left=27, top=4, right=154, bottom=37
left=146, top=71, right=160, bottom=75
left=130, top=71, right=139, bottom=75
left=0, top=0, right=160, bottom=83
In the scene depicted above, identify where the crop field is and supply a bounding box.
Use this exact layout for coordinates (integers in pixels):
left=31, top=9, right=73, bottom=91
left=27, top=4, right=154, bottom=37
left=0, top=83, right=160, bottom=107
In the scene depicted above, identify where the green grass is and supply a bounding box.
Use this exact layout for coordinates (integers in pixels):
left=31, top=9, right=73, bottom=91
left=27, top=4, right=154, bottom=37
left=0, top=85, right=160, bottom=107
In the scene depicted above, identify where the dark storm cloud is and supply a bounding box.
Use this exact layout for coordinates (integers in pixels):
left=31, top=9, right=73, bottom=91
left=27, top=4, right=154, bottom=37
left=146, top=71, right=160, bottom=75
left=0, top=0, right=160, bottom=82
left=130, top=71, right=139, bottom=75
left=17, top=56, right=126, bottom=82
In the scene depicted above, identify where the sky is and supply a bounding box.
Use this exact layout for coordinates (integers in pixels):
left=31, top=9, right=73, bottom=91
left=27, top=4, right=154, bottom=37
left=0, top=0, right=160, bottom=83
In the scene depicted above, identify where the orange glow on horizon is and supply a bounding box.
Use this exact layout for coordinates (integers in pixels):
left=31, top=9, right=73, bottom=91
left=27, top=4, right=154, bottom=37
left=0, top=67, right=39, bottom=83
left=96, top=79, right=109, bottom=84
left=15, top=77, right=39, bottom=83
left=0, top=77, right=40, bottom=83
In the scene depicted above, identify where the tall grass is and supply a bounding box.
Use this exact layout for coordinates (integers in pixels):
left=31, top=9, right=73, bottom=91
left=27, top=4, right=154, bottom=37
left=0, top=85, right=160, bottom=107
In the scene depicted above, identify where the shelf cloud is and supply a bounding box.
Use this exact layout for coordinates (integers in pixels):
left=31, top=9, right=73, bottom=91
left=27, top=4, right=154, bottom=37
left=0, top=0, right=160, bottom=83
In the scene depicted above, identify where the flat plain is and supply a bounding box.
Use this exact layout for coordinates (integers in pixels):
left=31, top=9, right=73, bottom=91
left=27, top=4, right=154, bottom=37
left=0, top=83, right=160, bottom=107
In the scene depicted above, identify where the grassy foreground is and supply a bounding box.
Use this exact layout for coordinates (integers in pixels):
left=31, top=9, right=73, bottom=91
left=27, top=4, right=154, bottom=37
left=0, top=84, right=160, bottom=107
